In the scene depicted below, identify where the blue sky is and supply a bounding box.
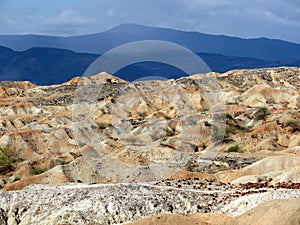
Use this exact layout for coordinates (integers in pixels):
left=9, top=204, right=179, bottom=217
left=0, top=0, right=299, bottom=43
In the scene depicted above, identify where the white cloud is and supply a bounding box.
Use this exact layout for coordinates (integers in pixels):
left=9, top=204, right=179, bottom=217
left=106, top=9, right=115, bottom=17
left=44, top=10, right=95, bottom=27
left=262, top=10, right=300, bottom=27
left=182, top=0, right=237, bottom=11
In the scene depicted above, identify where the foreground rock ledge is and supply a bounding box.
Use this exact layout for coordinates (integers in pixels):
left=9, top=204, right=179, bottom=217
left=0, top=182, right=299, bottom=225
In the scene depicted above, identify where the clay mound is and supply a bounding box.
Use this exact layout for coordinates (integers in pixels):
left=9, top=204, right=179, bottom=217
left=224, top=198, right=300, bottom=225
left=125, top=214, right=208, bottom=225
left=65, top=72, right=128, bottom=85
left=4, top=165, right=70, bottom=191
left=4, top=157, right=106, bottom=191
left=216, top=154, right=300, bottom=183
left=127, top=199, right=300, bottom=225
left=125, top=213, right=228, bottom=225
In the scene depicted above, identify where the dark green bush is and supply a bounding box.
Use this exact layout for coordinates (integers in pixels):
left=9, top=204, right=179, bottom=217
left=30, top=167, right=46, bottom=175
left=226, top=145, right=240, bottom=152
left=12, top=176, right=21, bottom=183
left=164, top=115, right=172, bottom=120
left=225, top=114, right=234, bottom=120
left=284, top=120, right=300, bottom=131
left=204, top=121, right=211, bottom=127
left=0, top=145, right=21, bottom=174
left=97, top=122, right=112, bottom=129
left=254, top=107, right=270, bottom=122
left=225, top=125, right=237, bottom=135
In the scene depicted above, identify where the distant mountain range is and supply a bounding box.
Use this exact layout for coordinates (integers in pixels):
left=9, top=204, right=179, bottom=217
left=0, top=46, right=98, bottom=85
left=1, top=24, right=300, bottom=61
left=0, top=24, right=300, bottom=84
left=0, top=45, right=299, bottom=85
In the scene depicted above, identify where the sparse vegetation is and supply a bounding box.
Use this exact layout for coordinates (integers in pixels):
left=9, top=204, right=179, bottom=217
left=210, top=113, right=249, bottom=144
left=204, top=121, right=211, bottom=127
left=225, top=125, right=237, bottom=135
left=30, top=167, right=47, bottom=175
left=225, top=102, right=235, bottom=105
left=211, top=125, right=238, bottom=143
left=211, top=125, right=225, bottom=143
left=251, top=133, right=258, bottom=138
left=55, top=157, right=68, bottom=166
left=254, top=107, right=271, bottom=122
left=0, top=145, right=22, bottom=174
left=184, top=160, right=198, bottom=172
left=226, top=145, right=240, bottom=153
left=97, top=122, right=112, bottom=129
left=12, top=176, right=21, bottom=183
left=0, top=146, right=18, bottom=165
left=165, top=115, right=172, bottom=120
left=165, top=126, right=177, bottom=137
left=284, top=119, right=300, bottom=132
left=225, top=113, right=234, bottom=120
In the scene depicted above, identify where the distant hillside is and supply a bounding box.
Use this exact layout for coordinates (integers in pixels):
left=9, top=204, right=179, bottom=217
left=0, top=46, right=98, bottom=85
left=114, top=53, right=274, bottom=81
left=0, top=24, right=300, bottom=61
left=3, top=46, right=300, bottom=85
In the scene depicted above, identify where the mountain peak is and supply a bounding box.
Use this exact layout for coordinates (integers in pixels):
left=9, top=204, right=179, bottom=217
left=108, top=23, right=152, bottom=32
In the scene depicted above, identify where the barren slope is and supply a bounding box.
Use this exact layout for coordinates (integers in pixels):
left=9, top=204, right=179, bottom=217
left=0, top=67, right=299, bottom=224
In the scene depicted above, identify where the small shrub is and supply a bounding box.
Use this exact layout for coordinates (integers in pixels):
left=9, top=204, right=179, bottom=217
left=165, top=126, right=177, bottom=137
left=225, top=114, right=234, bottom=120
left=164, top=115, right=172, bottom=120
left=12, top=176, right=21, bottom=183
left=225, top=125, right=237, bottom=135
left=212, top=125, right=236, bottom=141
left=204, top=121, right=211, bottom=127
left=0, top=152, right=10, bottom=166
left=55, top=157, right=68, bottom=166
left=226, top=145, right=240, bottom=153
left=251, top=133, right=258, bottom=138
left=0, top=146, right=13, bottom=165
left=97, top=122, right=112, bottom=129
left=0, top=145, right=21, bottom=174
left=284, top=120, right=300, bottom=131
left=254, top=107, right=270, bottom=122
left=30, top=167, right=46, bottom=175
left=223, top=138, right=234, bottom=143
left=184, top=160, right=198, bottom=172
left=211, top=126, right=225, bottom=143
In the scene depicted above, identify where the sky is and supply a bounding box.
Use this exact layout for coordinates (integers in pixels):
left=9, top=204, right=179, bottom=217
left=0, top=0, right=299, bottom=43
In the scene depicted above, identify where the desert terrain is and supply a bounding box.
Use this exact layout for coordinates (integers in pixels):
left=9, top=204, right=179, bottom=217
left=0, top=67, right=299, bottom=224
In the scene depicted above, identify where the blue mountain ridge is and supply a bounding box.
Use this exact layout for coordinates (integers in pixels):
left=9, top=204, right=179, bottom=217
left=0, top=45, right=299, bottom=85
left=0, top=23, right=300, bottom=61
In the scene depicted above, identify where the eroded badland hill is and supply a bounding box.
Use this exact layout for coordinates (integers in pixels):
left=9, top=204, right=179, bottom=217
left=0, top=67, right=299, bottom=224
